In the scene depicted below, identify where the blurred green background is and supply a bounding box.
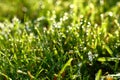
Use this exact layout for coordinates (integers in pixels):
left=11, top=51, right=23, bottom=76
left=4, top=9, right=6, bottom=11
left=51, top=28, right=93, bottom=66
left=0, top=0, right=120, bottom=22
left=0, top=0, right=40, bottom=21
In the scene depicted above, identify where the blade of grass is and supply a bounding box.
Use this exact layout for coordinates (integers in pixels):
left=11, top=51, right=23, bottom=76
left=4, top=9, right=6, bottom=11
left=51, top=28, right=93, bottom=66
left=104, top=45, right=113, bottom=57
left=95, top=69, right=102, bottom=80
left=0, top=72, right=12, bottom=80
left=58, top=58, right=73, bottom=78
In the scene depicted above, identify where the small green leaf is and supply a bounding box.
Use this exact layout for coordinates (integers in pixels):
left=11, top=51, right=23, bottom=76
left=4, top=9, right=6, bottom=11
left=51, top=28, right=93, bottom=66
left=104, top=45, right=113, bottom=56
left=97, top=57, right=120, bottom=62
left=95, top=69, right=102, bottom=80
left=58, top=58, right=73, bottom=76
left=97, top=57, right=106, bottom=62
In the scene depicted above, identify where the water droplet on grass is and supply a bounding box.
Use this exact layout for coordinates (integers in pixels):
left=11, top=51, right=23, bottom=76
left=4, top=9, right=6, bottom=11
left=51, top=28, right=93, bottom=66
left=88, top=51, right=93, bottom=62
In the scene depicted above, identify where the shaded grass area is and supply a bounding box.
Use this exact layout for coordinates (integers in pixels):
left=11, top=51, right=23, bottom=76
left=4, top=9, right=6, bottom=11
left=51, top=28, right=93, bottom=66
left=0, top=0, right=120, bottom=79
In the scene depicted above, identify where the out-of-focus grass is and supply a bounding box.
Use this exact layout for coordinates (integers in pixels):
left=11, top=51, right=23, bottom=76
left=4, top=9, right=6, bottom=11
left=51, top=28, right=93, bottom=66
left=0, top=0, right=120, bottom=79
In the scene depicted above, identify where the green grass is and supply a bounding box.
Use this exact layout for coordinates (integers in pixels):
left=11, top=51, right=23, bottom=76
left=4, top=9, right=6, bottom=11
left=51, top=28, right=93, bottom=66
left=0, top=0, right=120, bottom=80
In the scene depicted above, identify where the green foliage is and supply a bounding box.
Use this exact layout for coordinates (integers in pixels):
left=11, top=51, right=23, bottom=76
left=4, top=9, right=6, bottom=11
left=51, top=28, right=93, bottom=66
left=0, top=0, right=120, bottom=79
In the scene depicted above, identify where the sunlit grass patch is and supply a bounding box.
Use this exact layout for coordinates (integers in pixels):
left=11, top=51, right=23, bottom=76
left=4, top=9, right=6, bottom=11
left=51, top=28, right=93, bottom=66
left=0, top=0, right=120, bottom=79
